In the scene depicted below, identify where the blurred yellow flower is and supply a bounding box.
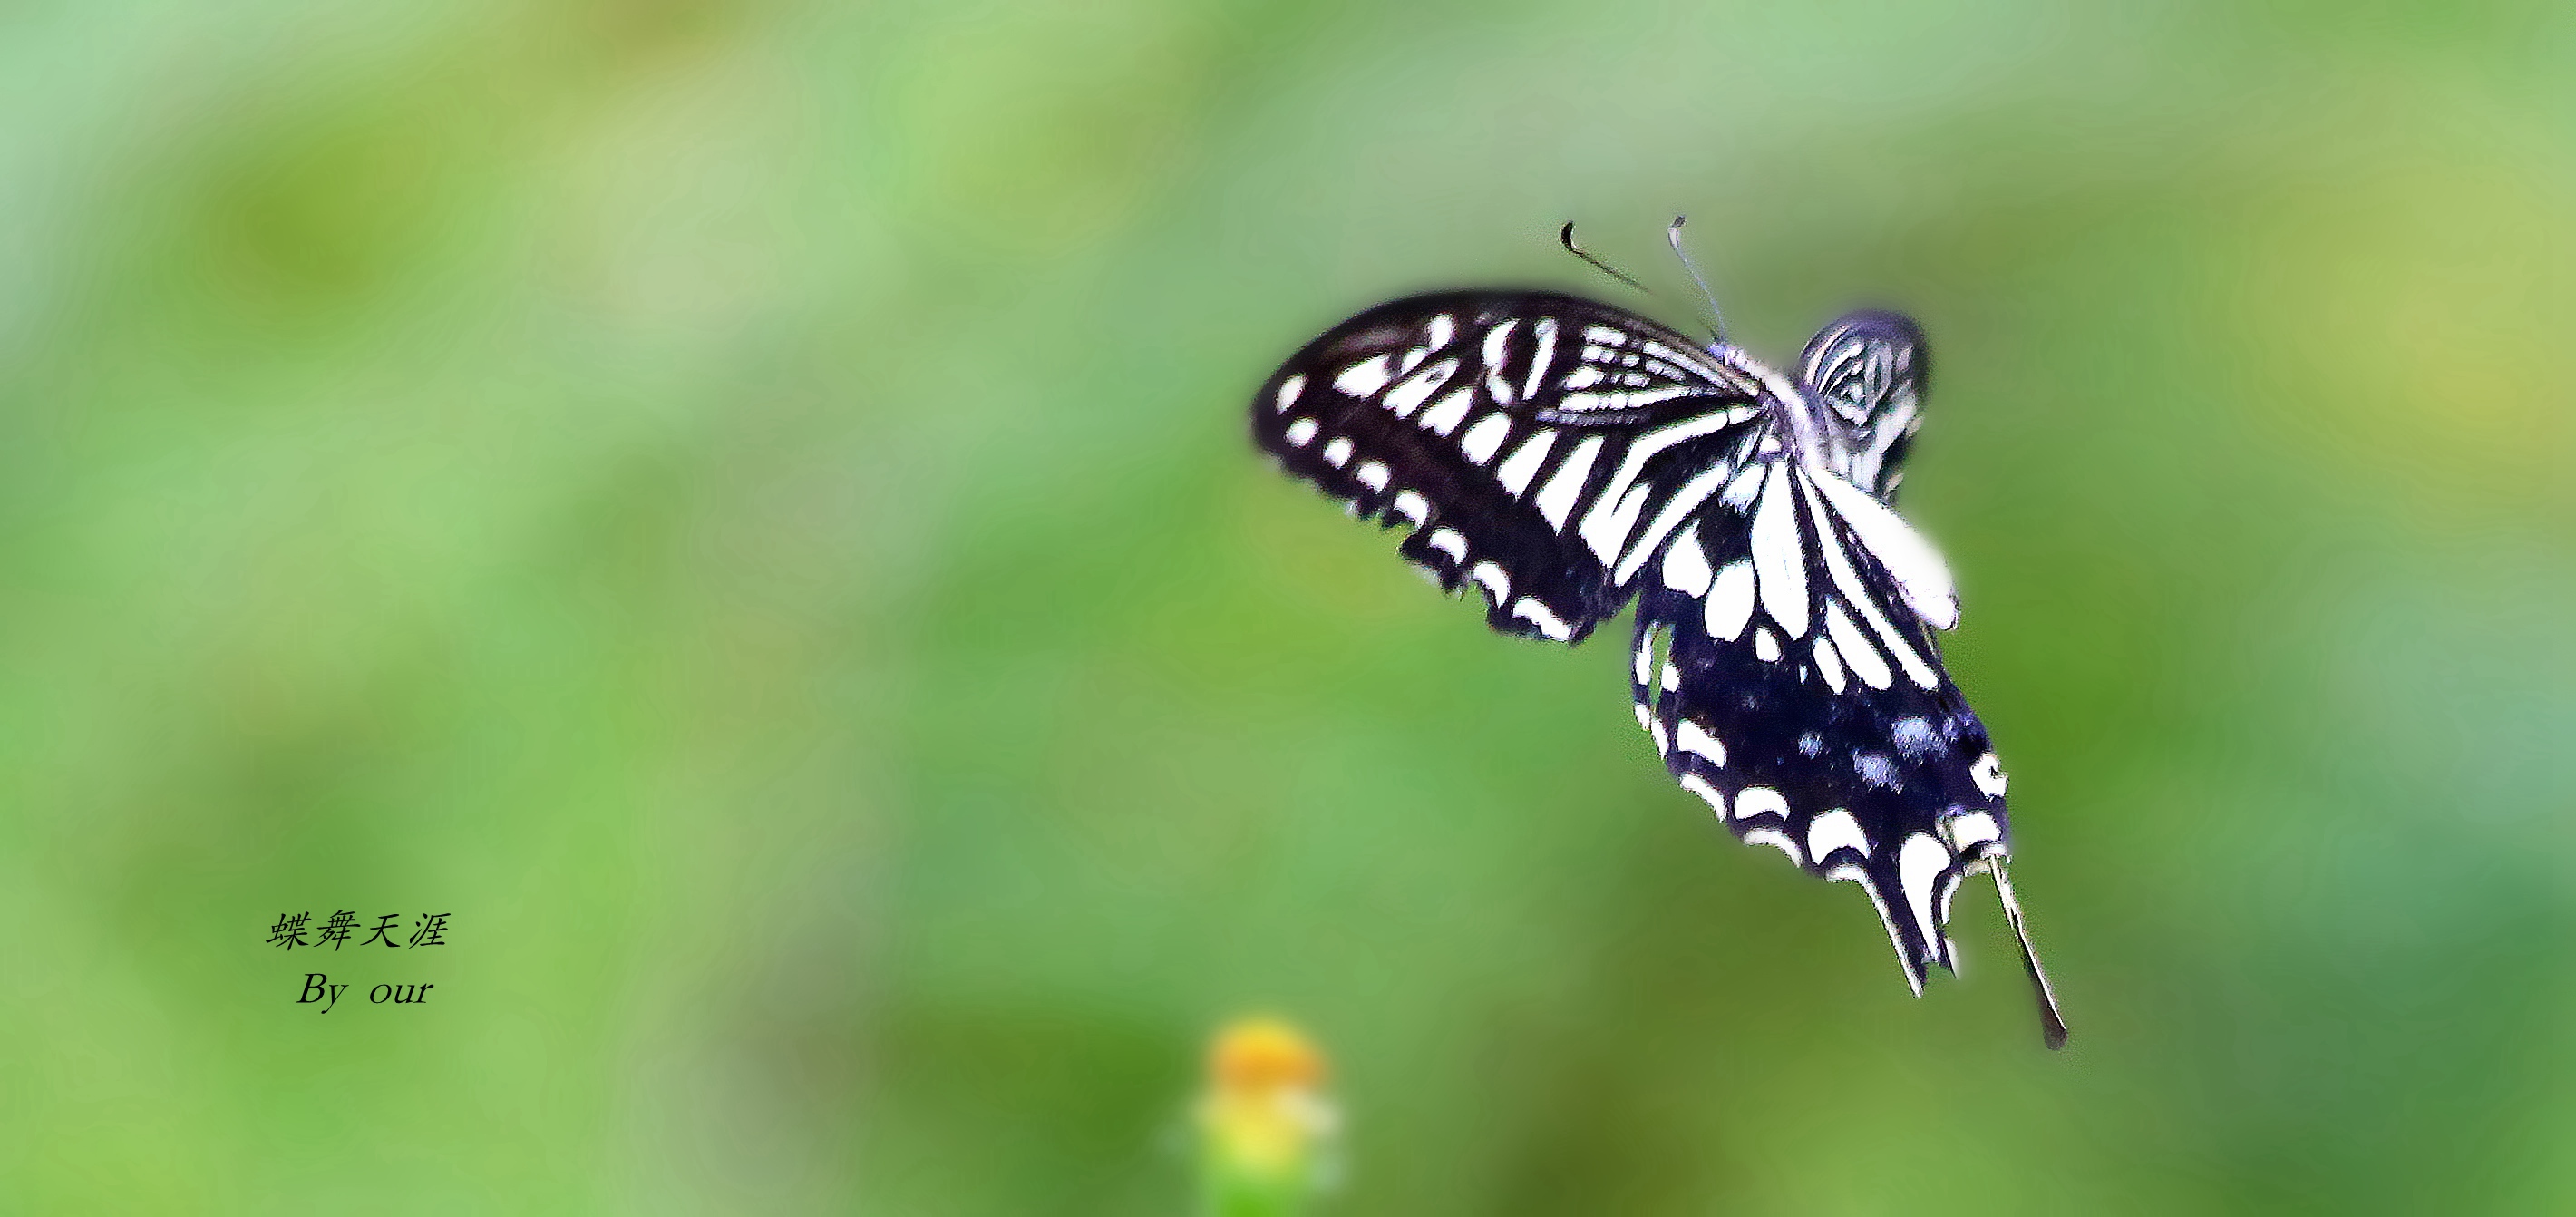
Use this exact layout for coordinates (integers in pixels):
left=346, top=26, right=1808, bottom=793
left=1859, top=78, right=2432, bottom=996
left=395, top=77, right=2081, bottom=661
left=1195, top=1017, right=1339, bottom=1216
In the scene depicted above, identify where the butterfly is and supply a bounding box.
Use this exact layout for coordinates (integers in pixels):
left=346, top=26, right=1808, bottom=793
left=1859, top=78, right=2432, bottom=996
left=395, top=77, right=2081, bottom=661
left=1249, top=228, right=2066, bottom=1047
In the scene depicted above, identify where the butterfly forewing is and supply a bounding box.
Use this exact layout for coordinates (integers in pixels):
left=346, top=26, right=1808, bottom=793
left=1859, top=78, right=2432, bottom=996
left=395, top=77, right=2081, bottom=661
left=1254, top=292, right=1764, bottom=644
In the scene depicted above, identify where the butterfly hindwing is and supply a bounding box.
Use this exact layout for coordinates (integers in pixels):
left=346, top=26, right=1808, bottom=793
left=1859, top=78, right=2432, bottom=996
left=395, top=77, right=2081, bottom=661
left=1628, top=454, right=2008, bottom=991
left=1254, top=291, right=1764, bottom=644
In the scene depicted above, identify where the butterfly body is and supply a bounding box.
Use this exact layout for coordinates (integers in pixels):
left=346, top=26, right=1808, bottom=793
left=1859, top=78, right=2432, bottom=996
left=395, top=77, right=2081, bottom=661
left=1253, top=287, right=2065, bottom=1045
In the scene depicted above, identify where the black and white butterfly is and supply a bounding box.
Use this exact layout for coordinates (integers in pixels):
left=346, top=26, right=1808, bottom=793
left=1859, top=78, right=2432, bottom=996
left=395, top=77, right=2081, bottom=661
left=1251, top=249, right=2066, bottom=1047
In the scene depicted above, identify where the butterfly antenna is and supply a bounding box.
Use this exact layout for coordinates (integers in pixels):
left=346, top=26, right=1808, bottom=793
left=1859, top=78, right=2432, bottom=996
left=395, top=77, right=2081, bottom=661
left=1666, top=215, right=1726, bottom=342
left=1559, top=222, right=1653, bottom=296
left=1990, top=858, right=2069, bottom=1050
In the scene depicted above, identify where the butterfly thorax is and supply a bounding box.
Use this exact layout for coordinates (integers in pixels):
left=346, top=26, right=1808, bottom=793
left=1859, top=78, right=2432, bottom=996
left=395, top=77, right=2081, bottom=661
left=1704, top=341, right=1855, bottom=480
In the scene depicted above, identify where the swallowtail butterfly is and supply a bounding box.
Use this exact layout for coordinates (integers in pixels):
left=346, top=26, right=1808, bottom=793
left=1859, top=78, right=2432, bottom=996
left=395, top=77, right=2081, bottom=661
left=1251, top=237, right=2066, bottom=1047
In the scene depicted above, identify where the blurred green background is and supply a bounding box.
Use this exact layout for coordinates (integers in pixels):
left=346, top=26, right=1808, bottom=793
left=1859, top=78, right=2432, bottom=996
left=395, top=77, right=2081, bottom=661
left=2, top=0, right=2568, bottom=1212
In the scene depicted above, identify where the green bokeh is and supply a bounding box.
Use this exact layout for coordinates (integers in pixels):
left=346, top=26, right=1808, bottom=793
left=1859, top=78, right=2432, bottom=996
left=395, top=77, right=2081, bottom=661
left=1, top=1, right=2568, bottom=1212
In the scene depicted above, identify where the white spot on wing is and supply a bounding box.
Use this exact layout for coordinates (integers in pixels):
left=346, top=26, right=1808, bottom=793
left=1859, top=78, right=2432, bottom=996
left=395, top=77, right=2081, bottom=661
left=1719, top=460, right=1767, bottom=509
left=1459, top=414, right=1512, bottom=464
left=1750, top=463, right=1810, bottom=638
left=1813, top=635, right=1847, bottom=692
left=1638, top=339, right=1688, bottom=364
left=1494, top=428, right=1558, bottom=497
left=1274, top=375, right=1306, bottom=411
left=1417, top=387, right=1475, bottom=436
left=1899, top=832, right=1950, bottom=951
left=1322, top=437, right=1353, bottom=468
left=1356, top=462, right=1389, bottom=492
left=1935, top=866, right=1966, bottom=931
left=1662, top=523, right=1714, bottom=595
left=1704, top=560, right=1755, bottom=642
left=1942, top=812, right=2002, bottom=852
left=1335, top=355, right=1394, bottom=397
left=1533, top=434, right=1604, bottom=529
left=1512, top=597, right=1572, bottom=639
left=1481, top=318, right=1517, bottom=368
left=1426, top=528, right=1467, bottom=563
left=1560, top=385, right=1697, bottom=412
left=1424, top=314, right=1454, bottom=351
left=1891, top=716, right=1939, bottom=757
left=1732, top=786, right=1788, bottom=823
left=1824, top=601, right=1892, bottom=690
left=1806, top=808, right=1868, bottom=862
left=1391, top=490, right=1428, bottom=524
left=1678, top=774, right=1727, bottom=816
left=1675, top=719, right=1725, bottom=766
left=1522, top=317, right=1557, bottom=398
left=1971, top=752, right=2008, bottom=797
left=1470, top=561, right=1510, bottom=603
left=1642, top=709, right=1668, bottom=755
left=1283, top=417, right=1317, bottom=447
left=1580, top=482, right=1653, bottom=564
left=1381, top=359, right=1458, bottom=418
left=1659, top=662, right=1679, bottom=692
left=1742, top=826, right=1805, bottom=868
left=1755, top=627, right=1781, bottom=663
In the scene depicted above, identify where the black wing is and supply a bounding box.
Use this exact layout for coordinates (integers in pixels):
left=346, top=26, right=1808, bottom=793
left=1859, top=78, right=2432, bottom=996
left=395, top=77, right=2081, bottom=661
left=1800, top=310, right=1927, bottom=503
left=1253, top=292, right=1764, bottom=644
left=1628, top=452, right=2007, bottom=993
